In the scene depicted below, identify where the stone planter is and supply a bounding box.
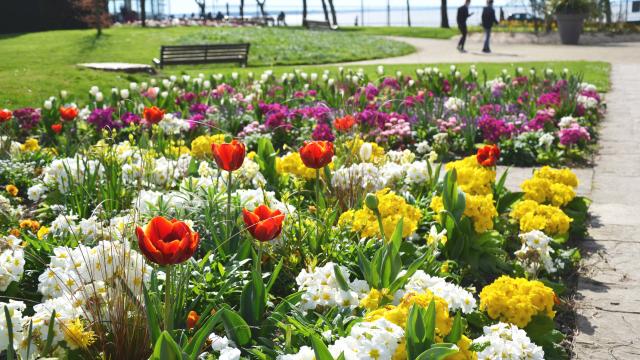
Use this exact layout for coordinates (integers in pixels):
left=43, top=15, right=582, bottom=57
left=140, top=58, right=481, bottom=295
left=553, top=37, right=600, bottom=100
left=556, top=13, right=587, bottom=45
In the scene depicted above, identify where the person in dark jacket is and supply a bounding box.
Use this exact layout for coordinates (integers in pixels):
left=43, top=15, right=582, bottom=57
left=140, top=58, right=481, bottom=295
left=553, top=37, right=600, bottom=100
left=481, top=0, right=499, bottom=53
left=456, top=0, right=473, bottom=52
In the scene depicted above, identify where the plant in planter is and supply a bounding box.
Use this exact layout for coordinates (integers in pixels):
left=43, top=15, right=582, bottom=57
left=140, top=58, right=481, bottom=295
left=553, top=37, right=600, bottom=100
left=548, top=0, right=595, bottom=44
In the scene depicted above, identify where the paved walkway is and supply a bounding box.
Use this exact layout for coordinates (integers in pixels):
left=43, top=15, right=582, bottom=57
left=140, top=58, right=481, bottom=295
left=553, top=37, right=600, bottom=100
left=346, top=35, right=640, bottom=65
left=348, top=36, right=640, bottom=358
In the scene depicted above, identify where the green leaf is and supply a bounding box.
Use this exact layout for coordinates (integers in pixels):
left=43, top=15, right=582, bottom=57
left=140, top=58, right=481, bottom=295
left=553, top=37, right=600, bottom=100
left=240, top=269, right=267, bottom=327
left=4, top=306, right=14, bottom=360
left=266, top=258, right=284, bottom=294
left=151, top=331, right=185, bottom=360
left=423, top=300, right=437, bottom=347
left=414, top=344, right=459, bottom=360
left=220, top=308, right=252, bottom=346
left=444, top=312, right=463, bottom=344
left=310, top=334, right=334, bottom=360
left=496, top=191, right=524, bottom=214
left=184, top=311, right=222, bottom=358
left=333, top=264, right=351, bottom=292
left=42, top=310, right=57, bottom=355
left=389, top=217, right=405, bottom=253
left=406, top=305, right=428, bottom=360
left=143, top=284, right=162, bottom=345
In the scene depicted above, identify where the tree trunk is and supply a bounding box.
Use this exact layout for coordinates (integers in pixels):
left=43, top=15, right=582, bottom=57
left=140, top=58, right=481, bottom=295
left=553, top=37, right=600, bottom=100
left=440, top=0, right=449, bottom=28
left=256, top=0, right=266, bottom=17
left=140, top=0, right=146, bottom=26
left=406, top=0, right=411, bottom=27
left=302, top=0, right=307, bottom=26
left=602, top=0, right=612, bottom=24
left=327, top=0, right=337, bottom=26
left=320, top=0, right=330, bottom=23
left=240, top=0, right=244, bottom=19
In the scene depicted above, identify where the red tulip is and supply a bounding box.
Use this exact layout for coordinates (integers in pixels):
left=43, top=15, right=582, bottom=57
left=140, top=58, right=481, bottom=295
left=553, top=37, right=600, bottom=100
left=0, top=109, right=11, bottom=123
left=242, top=205, right=285, bottom=242
left=59, top=106, right=78, bottom=121
left=143, top=106, right=165, bottom=125
left=333, top=115, right=356, bottom=132
left=186, top=310, right=200, bottom=330
left=477, top=144, right=500, bottom=167
left=211, top=139, right=245, bottom=172
left=299, top=141, right=334, bottom=169
left=51, top=123, right=63, bottom=134
left=135, top=216, right=199, bottom=266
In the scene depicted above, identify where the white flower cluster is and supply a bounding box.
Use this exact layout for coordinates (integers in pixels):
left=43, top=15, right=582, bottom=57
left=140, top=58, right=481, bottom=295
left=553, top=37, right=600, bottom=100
left=158, top=113, right=191, bottom=135
left=207, top=333, right=241, bottom=360
left=473, top=322, right=544, bottom=360
left=401, top=271, right=476, bottom=314
left=576, top=94, right=598, bottom=110
left=515, top=230, right=556, bottom=275
left=558, top=116, right=578, bottom=129
left=331, top=162, right=384, bottom=193
left=0, top=300, right=25, bottom=353
left=295, top=262, right=369, bottom=311
left=0, top=235, right=25, bottom=291
left=42, top=155, right=104, bottom=194
left=27, top=183, right=47, bottom=202
left=444, top=97, right=465, bottom=112
left=538, top=132, right=555, bottom=149
left=133, top=189, right=187, bottom=215
left=38, top=240, right=152, bottom=300
left=234, top=188, right=295, bottom=215
left=197, top=157, right=266, bottom=188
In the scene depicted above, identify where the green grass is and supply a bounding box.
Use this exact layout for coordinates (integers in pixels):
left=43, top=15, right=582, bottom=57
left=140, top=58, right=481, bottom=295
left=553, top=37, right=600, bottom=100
left=0, top=26, right=413, bottom=108
left=340, top=26, right=461, bottom=39
left=0, top=27, right=610, bottom=108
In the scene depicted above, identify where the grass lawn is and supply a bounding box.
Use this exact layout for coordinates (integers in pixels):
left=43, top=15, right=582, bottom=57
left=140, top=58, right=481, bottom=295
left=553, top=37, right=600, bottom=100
left=341, top=26, right=460, bottom=39
left=0, top=27, right=610, bottom=108
left=0, top=26, right=413, bottom=108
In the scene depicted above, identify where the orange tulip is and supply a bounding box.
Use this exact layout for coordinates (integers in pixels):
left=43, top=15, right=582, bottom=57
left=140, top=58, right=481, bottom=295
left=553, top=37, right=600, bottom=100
left=333, top=115, right=356, bottom=132
left=59, top=106, right=78, bottom=121
left=242, top=205, right=285, bottom=242
left=186, top=310, right=200, bottom=329
left=0, top=109, right=12, bottom=123
left=143, top=106, right=165, bottom=125
left=477, top=144, right=500, bottom=167
left=135, top=216, right=200, bottom=266
left=299, top=141, right=334, bottom=169
left=211, top=139, right=246, bottom=172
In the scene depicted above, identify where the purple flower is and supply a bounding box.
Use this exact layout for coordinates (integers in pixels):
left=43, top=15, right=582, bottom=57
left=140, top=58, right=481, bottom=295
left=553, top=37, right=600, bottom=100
left=121, top=112, right=141, bottom=126
left=13, top=108, right=41, bottom=131
left=536, top=92, right=561, bottom=107
left=312, top=123, right=335, bottom=142
left=87, top=107, right=118, bottom=130
left=478, top=114, right=515, bottom=142
left=527, top=109, right=556, bottom=131
left=189, top=103, right=209, bottom=115
left=558, top=125, right=590, bottom=146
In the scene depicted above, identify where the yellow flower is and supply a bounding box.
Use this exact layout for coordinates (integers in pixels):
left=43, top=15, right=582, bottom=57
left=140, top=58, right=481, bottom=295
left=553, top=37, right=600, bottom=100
left=511, top=200, right=572, bottom=235
left=479, top=276, right=556, bottom=328
left=190, top=134, right=226, bottom=159
left=20, top=138, right=40, bottom=152
left=521, top=177, right=575, bottom=207
left=276, top=152, right=318, bottom=179
left=360, top=288, right=392, bottom=311
left=19, top=219, right=40, bottom=232
left=446, top=156, right=496, bottom=195
left=430, top=194, right=497, bottom=233
left=344, top=137, right=386, bottom=164
left=338, top=188, right=422, bottom=239
left=446, top=335, right=477, bottom=360
left=5, top=185, right=18, bottom=197
left=534, top=166, right=578, bottom=187
left=37, top=226, right=49, bottom=240
left=63, top=318, right=96, bottom=349
left=167, top=145, right=190, bottom=157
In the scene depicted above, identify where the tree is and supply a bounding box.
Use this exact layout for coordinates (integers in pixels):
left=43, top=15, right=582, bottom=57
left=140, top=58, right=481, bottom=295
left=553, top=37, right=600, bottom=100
left=256, top=0, right=266, bottom=17
left=140, top=0, right=146, bottom=26
left=406, top=0, right=411, bottom=27
left=327, top=0, right=338, bottom=26
left=240, top=0, right=244, bottom=19
left=71, top=0, right=111, bottom=35
left=320, top=0, right=330, bottom=23
left=440, top=0, right=449, bottom=28
left=194, top=0, right=206, bottom=18
left=302, top=0, right=308, bottom=26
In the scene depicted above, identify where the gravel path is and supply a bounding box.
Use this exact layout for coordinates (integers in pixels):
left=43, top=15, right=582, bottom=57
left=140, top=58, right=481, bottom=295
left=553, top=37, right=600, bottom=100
left=346, top=35, right=640, bottom=359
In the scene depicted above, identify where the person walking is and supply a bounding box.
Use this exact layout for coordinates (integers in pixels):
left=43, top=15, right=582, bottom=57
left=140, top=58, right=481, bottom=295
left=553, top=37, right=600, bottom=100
left=481, top=0, right=499, bottom=53
left=456, top=0, right=473, bottom=52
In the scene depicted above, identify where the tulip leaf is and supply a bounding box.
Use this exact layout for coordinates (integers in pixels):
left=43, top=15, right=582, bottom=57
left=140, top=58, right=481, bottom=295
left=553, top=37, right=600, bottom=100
left=444, top=312, right=463, bottom=344
left=240, top=269, right=267, bottom=327
left=266, top=258, right=284, bottom=294
left=414, top=344, right=459, bottom=360
left=42, top=310, right=57, bottom=355
left=310, top=334, right=335, bottom=360
left=184, top=311, right=222, bottom=358
left=151, top=331, right=186, bottom=360
left=333, top=264, right=351, bottom=292
left=143, top=284, right=162, bottom=345
left=4, top=306, right=15, bottom=360
left=220, top=308, right=252, bottom=347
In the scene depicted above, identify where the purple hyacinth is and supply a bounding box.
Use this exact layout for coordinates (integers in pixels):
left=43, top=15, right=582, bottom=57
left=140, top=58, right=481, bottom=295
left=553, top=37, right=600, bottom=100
left=87, top=107, right=118, bottom=130
left=13, top=108, right=41, bottom=131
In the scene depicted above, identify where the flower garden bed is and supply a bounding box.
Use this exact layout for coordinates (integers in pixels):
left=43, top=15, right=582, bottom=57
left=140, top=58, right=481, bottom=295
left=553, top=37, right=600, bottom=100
left=0, top=65, right=603, bottom=359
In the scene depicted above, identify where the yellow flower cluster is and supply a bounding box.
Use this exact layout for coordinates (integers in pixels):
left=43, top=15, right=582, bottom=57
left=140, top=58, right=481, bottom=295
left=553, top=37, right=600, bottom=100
left=190, top=134, right=226, bottom=159
left=344, top=136, right=385, bottom=163
left=5, top=184, right=18, bottom=197
left=365, top=291, right=453, bottom=337
left=430, top=194, right=497, bottom=233
left=338, top=188, right=422, bottom=239
left=20, top=138, right=40, bottom=153
left=521, top=167, right=578, bottom=207
left=63, top=318, right=97, bottom=349
left=446, top=156, right=496, bottom=195
left=276, top=152, right=318, bottom=179
left=511, top=200, right=572, bottom=235
left=479, top=276, right=556, bottom=328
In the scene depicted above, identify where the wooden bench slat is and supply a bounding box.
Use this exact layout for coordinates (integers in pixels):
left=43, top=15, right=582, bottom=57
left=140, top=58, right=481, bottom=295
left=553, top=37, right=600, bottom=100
left=155, top=43, right=250, bottom=69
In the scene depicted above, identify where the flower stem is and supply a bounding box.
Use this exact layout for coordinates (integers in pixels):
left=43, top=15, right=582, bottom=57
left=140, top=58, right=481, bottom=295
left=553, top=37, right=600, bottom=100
left=227, top=170, right=233, bottom=241
left=315, top=168, right=320, bottom=205
left=164, top=265, right=173, bottom=333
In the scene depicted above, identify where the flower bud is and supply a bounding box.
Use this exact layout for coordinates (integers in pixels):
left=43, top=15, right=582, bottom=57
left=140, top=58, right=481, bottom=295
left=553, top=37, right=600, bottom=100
left=365, top=193, right=379, bottom=212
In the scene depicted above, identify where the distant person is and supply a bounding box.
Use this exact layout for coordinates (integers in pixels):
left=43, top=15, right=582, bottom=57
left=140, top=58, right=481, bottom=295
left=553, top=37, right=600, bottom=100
left=355, top=16, right=359, bottom=26
left=215, top=11, right=225, bottom=21
left=481, top=0, right=499, bottom=53
left=500, top=7, right=505, bottom=21
left=277, top=11, right=287, bottom=26
left=456, top=0, right=473, bottom=52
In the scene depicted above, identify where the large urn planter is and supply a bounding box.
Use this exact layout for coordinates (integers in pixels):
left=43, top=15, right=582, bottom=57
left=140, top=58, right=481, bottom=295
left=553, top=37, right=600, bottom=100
left=556, top=13, right=587, bottom=44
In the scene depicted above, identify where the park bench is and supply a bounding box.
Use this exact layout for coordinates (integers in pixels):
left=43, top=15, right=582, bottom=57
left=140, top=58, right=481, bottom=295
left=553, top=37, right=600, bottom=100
left=152, top=43, right=250, bottom=69
left=304, top=20, right=336, bottom=30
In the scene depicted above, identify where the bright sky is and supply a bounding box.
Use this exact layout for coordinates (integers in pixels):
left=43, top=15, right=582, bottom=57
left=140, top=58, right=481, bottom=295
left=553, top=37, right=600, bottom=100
left=166, top=0, right=514, bottom=14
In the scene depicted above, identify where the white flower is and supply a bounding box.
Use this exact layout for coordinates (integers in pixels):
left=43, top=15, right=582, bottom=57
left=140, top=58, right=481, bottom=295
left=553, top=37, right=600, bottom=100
left=515, top=230, right=556, bottom=275
left=219, top=347, right=241, bottom=360
left=404, top=271, right=477, bottom=314
left=473, top=322, right=544, bottom=360
left=43, top=100, right=53, bottom=110
left=415, top=140, right=431, bottom=154
left=444, top=97, right=465, bottom=112
left=558, top=116, right=577, bottom=129
left=0, top=235, right=25, bottom=291
left=358, top=143, right=373, bottom=162
left=296, top=262, right=369, bottom=311
left=27, top=183, right=47, bottom=202
left=538, top=133, right=555, bottom=148
left=208, top=333, right=231, bottom=351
